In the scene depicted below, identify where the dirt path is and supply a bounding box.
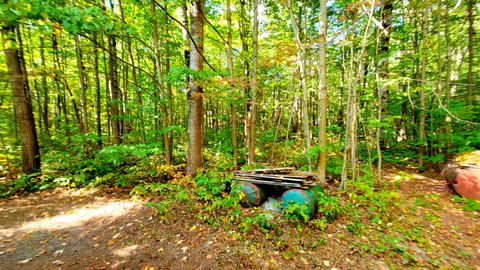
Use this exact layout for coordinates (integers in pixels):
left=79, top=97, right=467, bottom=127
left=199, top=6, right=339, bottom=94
left=0, top=170, right=479, bottom=269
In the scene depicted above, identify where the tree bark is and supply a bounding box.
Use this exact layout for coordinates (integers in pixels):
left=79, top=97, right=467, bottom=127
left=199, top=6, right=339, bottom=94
left=74, top=34, right=88, bottom=133
left=419, top=6, right=428, bottom=171
left=187, top=0, right=204, bottom=176
left=2, top=24, right=41, bottom=174
left=151, top=0, right=171, bottom=164
left=467, top=0, right=474, bottom=106
left=247, top=0, right=259, bottom=165
left=227, top=0, right=238, bottom=169
left=93, top=34, right=102, bottom=148
left=108, top=34, right=121, bottom=145
left=286, top=0, right=311, bottom=171
left=317, top=0, right=327, bottom=180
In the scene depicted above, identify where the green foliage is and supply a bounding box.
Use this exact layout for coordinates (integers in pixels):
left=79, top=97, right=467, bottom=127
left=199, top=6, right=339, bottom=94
left=0, top=173, right=56, bottom=198
left=451, top=195, right=480, bottom=212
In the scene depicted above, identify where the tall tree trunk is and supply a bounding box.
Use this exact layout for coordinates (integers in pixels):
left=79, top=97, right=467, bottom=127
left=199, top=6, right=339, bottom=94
left=248, top=0, right=258, bottom=165
left=379, top=0, right=392, bottom=150
left=286, top=0, right=311, bottom=171
left=39, top=38, right=52, bottom=145
left=467, top=0, right=474, bottom=106
left=187, top=0, right=204, bottom=175
left=165, top=6, right=174, bottom=162
left=151, top=0, right=171, bottom=164
left=93, top=34, right=102, bottom=148
left=419, top=6, right=428, bottom=171
left=317, top=0, right=327, bottom=180
left=444, top=0, right=452, bottom=162
left=74, top=34, right=88, bottom=133
left=2, top=24, right=41, bottom=174
left=52, top=32, right=71, bottom=141
left=108, top=34, right=121, bottom=145
left=227, top=0, right=238, bottom=169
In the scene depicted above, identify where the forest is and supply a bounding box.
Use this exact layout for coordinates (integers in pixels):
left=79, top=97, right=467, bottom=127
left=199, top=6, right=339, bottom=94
left=0, top=0, right=479, bottom=269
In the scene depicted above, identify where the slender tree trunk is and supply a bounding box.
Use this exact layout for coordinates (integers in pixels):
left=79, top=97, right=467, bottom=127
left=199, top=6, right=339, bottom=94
left=151, top=0, right=171, bottom=164
left=444, top=0, right=452, bottom=162
left=419, top=6, right=428, bottom=171
left=108, top=35, right=121, bottom=145
left=52, top=33, right=70, bottom=141
left=247, top=0, right=258, bottom=165
left=2, top=24, right=41, bottom=174
left=286, top=0, right=311, bottom=171
left=317, top=0, right=327, bottom=180
left=93, top=34, right=102, bottom=148
left=187, top=0, right=204, bottom=175
left=39, top=38, right=52, bottom=145
left=467, top=0, right=474, bottom=106
left=227, top=0, right=238, bottom=169
left=165, top=7, right=174, bottom=162
left=74, top=34, right=88, bottom=133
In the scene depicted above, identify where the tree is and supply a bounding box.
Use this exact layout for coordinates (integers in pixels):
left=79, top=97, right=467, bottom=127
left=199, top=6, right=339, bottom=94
left=317, top=0, right=327, bottom=181
left=187, top=0, right=204, bottom=176
left=1, top=24, right=41, bottom=174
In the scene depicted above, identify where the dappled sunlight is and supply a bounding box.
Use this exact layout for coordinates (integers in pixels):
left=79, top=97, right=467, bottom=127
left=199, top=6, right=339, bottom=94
left=0, top=201, right=137, bottom=237
left=112, top=244, right=140, bottom=257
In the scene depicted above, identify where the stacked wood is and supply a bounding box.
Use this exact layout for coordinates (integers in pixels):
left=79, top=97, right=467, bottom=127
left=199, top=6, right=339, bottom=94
left=233, top=168, right=318, bottom=189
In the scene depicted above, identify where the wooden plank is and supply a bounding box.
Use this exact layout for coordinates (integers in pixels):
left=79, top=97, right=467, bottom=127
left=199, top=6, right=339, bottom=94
left=233, top=173, right=308, bottom=183
left=235, top=178, right=303, bottom=188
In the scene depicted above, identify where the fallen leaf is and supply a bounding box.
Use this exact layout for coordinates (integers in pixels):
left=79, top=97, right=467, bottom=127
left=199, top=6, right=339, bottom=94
left=176, top=240, right=184, bottom=245
left=182, top=256, right=187, bottom=261
left=142, top=266, right=154, bottom=270
left=112, top=233, right=121, bottom=239
left=18, top=258, right=32, bottom=264
left=53, top=260, right=64, bottom=266
left=53, top=249, right=63, bottom=257
left=206, top=254, right=212, bottom=259
left=189, top=225, right=197, bottom=231
left=324, top=260, right=330, bottom=267
left=181, top=247, right=189, bottom=253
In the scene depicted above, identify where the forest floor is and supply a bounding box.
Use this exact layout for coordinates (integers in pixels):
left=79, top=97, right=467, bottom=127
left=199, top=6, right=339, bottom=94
left=0, top=167, right=479, bottom=270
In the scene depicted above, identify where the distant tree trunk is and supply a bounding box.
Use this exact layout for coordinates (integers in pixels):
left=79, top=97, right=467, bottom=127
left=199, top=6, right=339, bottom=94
left=247, top=0, right=258, bottom=165
left=93, top=34, right=102, bottom=148
left=419, top=6, right=428, bottom=171
left=286, top=0, right=311, bottom=171
left=151, top=0, right=171, bottom=165
left=52, top=32, right=71, bottom=141
left=444, top=0, right=452, bottom=162
left=227, top=0, right=238, bottom=169
left=74, top=34, right=88, bottom=133
left=165, top=7, right=174, bottom=162
left=187, top=0, right=204, bottom=176
left=108, top=34, right=121, bottom=145
left=2, top=24, right=41, bottom=174
left=467, top=0, right=474, bottom=106
left=379, top=0, right=392, bottom=150
left=317, top=0, right=327, bottom=180
left=39, top=38, right=52, bottom=145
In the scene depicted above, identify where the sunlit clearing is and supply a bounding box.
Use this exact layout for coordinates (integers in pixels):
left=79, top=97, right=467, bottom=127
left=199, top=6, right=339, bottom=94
left=112, top=244, right=140, bottom=257
left=0, top=201, right=136, bottom=236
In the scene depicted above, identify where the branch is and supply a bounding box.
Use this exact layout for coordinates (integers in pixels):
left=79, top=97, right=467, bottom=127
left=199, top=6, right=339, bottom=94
left=151, top=0, right=217, bottom=72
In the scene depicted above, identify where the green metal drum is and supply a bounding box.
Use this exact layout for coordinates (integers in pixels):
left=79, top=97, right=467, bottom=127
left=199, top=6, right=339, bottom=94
left=239, top=182, right=266, bottom=207
left=281, top=186, right=322, bottom=220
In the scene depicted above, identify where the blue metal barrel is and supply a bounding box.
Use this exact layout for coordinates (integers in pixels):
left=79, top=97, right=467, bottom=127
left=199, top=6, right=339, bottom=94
left=239, top=182, right=266, bottom=207
left=281, top=186, right=321, bottom=220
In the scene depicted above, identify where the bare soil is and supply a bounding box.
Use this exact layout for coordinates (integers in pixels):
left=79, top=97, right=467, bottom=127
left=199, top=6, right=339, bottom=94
left=0, top=169, right=479, bottom=269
